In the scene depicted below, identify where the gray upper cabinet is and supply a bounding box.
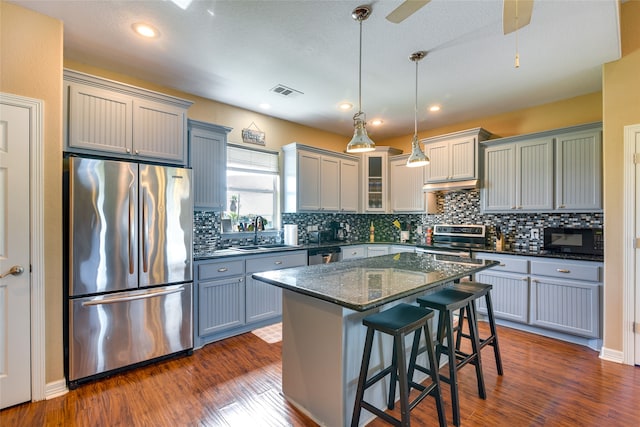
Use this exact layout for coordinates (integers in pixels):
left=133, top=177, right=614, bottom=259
left=555, top=128, right=602, bottom=211
left=64, top=69, right=192, bottom=165
left=283, top=143, right=360, bottom=213
left=189, top=120, right=232, bottom=211
left=422, top=128, right=491, bottom=187
left=389, top=154, right=426, bottom=213
left=481, top=122, right=602, bottom=213
left=483, top=138, right=554, bottom=212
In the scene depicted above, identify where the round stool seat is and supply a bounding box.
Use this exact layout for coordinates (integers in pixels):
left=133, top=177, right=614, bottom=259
left=363, top=303, right=434, bottom=335
left=416, top=288, right=475, bottom=311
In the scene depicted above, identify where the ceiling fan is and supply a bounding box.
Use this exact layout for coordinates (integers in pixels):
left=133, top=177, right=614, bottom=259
left=385, top=0, right=534, bottom=35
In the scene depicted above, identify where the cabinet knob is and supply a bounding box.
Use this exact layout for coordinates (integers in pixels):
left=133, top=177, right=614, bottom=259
left=135, top=150, right=139, bottom=155
left=511, top=206, right=517, bottom=210
left=274, top=261, right=283, bottom=265
left=126, top=148, right=131, bottom=153
left=559, top=205, right=566, bottom=209
left=217, top=267, right=228, bottom=272
left=556, top=269, right=570, bottom=273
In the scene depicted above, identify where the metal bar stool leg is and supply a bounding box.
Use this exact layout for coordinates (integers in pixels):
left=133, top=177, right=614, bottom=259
left=465, top=301, right=486, bottom=399
left=484, top=292, right=504, bottom=375
left=351, top=327, right=375, bottom=427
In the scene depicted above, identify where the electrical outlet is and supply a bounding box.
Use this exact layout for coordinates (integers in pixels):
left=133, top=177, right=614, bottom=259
left=307, top=225, right=318, bottom=232
left=531, top=229, right=539, bottom=240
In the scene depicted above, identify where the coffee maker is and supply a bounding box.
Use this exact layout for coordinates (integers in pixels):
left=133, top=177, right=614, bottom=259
left=330, top=221, right=348, bottom=242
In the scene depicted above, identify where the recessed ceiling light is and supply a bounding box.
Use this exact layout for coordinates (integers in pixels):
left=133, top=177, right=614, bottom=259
left=339, top=102, right=353, bottom=111
left=429, top=105, right=441, bottom=112
left=371, top=119, right=383, bottom=126
left=132, top=22, right=160, bottom=38
left=259, top=103, right=271, bottom=109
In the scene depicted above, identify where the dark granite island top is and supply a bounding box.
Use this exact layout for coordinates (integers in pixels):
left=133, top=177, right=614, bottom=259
left=252, top=252, right=499, bottom=312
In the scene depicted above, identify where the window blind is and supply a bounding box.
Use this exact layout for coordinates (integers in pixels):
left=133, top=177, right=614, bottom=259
left=227, top=145, right=278, bottom=173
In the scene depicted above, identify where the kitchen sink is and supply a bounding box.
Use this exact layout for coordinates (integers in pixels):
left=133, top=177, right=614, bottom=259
left=231, top=244, right=294, bottom=251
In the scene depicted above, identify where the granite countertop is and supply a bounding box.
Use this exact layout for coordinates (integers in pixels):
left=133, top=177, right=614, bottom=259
left=251, top=252, right=499, bottom=312
left=474, top=248, right=604, bottom=262
left=194, top=241, right=603, bottom=262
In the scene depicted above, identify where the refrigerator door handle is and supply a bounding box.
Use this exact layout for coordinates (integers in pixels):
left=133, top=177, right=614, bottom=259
left=81, top=285, right=185, bottom=306
left=129, top=186, right=136, bottom=275
left=142, top=187, right=149, bottom=273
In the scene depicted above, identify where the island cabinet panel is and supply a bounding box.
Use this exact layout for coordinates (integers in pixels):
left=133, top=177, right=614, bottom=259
left=64, top=69, right=192, bottom=165
left=189, top=120, right=231, bottom=211
left=555, top=128, right=602, bottom=211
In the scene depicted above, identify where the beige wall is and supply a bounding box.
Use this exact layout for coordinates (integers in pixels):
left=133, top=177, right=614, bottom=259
left=2, top=1, right=637, bottom=387
left=63, top=60, right=349, bottom=154
left=0, top=1, right=64, bottom=382
left=602, top=0, right=640, bottom=353
left=379, top=92, right=603, bottom=151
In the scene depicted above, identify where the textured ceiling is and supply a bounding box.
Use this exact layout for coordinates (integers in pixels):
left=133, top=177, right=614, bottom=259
left=12, top=0, right=621, bottom=140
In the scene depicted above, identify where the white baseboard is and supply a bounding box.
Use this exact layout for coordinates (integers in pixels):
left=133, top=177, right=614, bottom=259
left=45, top=378, right=68, bottom=400
left=599, top=346, right=625, bottom=364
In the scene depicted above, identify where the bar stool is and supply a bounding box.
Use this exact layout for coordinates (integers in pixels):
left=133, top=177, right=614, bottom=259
left=351, top=303, right=446, bottom=427
left=409, top=288, right=485, bottom=427
left=452, top=281, right=503, bottom=376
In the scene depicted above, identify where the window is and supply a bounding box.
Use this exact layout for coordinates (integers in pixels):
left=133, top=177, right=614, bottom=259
left=224, top=144, right=279, bottom=231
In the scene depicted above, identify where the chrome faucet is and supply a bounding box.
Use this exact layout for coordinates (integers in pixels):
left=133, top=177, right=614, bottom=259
left=253, top=216, right=265, bottom=244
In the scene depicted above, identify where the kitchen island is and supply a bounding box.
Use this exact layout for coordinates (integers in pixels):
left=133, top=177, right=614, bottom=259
left=252, top=252, right=498, bottom=427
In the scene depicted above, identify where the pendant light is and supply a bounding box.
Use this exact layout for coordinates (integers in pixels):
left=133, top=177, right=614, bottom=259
left=406, top=51, right=429, bottom=167
left=346, top=5, right=376, bottom=153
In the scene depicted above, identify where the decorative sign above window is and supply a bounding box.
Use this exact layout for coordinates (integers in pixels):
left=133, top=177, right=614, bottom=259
left=242, top=122, right=265, bottom=146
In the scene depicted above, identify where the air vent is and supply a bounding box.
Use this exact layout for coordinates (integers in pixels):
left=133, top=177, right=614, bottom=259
left=270, top=84, right=303, bottom=98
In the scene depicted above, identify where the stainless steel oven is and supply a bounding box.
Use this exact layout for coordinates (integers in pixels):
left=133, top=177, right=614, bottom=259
left=416, top=224, right=488, bottom=257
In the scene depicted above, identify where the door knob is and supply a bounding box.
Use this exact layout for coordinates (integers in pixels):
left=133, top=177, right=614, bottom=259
left=0, top=265, right=24, bottom=279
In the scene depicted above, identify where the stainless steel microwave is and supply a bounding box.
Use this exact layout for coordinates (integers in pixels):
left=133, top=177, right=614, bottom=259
left=543, top=227, right=604, bottom=256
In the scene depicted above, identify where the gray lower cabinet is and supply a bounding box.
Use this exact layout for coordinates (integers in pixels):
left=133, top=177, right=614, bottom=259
left=474, top=254, right=530, bottom=323
left=474, top=252, right=603, bottom=344
left=194, top=250, right=307, bottom=347
left=529, top=259, right=601, bottom=338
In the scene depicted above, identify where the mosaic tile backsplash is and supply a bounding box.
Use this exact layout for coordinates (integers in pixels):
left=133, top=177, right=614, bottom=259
left=194, top=189, right=603, bottom=256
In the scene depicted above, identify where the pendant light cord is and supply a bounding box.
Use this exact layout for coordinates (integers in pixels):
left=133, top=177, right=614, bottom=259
left=356, top=18, right=363, bottom=120
left=414, top=58, right=418, bottom=137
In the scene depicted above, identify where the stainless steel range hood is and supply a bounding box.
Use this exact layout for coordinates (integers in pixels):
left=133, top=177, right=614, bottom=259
left=423, top=179, right=479, bottom=192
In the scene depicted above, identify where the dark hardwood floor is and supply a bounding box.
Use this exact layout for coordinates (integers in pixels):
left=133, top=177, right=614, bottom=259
left=2, top=324, right=639, bottom=426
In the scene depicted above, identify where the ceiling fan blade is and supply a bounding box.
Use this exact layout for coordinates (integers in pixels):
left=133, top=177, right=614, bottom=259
left=386, top=0, right=431, bottom=24
left=503, top=0, right=534, bottom=34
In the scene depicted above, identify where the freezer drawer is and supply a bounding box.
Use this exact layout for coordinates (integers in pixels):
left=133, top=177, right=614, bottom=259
left=69, top=283, right=193, bottom=383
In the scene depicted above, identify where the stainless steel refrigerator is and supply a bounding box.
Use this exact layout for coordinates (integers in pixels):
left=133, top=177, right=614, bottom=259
left=66, top=156, right=193, bottom=386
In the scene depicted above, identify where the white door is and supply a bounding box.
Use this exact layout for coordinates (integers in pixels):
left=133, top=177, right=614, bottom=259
left=635, top=129, right=640, bottom=366
left=0, top=103, right=31, bottom=408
